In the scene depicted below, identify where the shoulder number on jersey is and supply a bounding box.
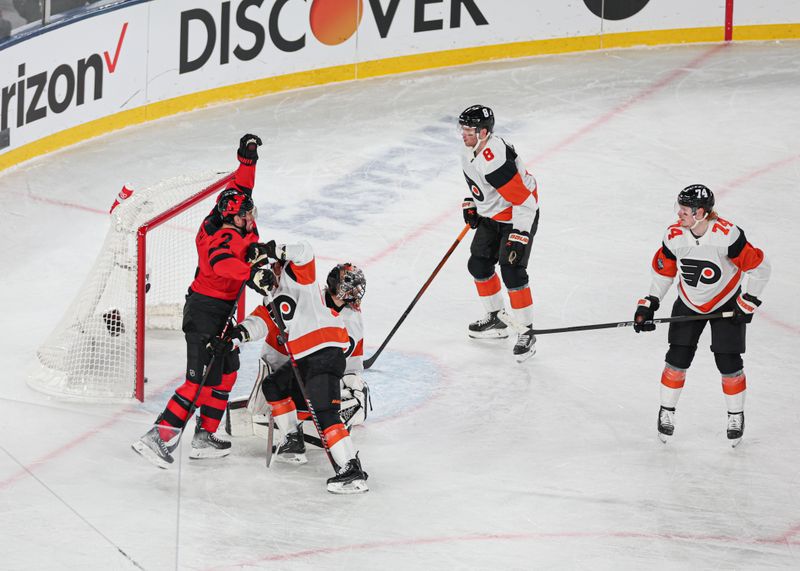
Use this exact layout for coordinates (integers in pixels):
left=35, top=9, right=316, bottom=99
left=712, top=217, right=733, bottom=235
left=482, top=147, right=495, bottom=161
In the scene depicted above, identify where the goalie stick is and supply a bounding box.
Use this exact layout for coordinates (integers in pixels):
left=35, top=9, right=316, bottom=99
left=364, top=224, right=470, bottom=369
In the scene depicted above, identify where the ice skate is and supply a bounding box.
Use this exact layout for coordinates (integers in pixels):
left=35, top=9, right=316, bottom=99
left=727, top=411, right=744, bottom=448
left=189, top=422, right=231, bottom=459
left=327, top=453, right=369, bottom=495
left=468, top=310, right=509, bottom=339
left=657, top=406, right=675, bottom=443
left=274, top=425, right=307, bottom=465
left=132, top=427, right=174, bottom=469
left=513, top=326, right=536, bottom=362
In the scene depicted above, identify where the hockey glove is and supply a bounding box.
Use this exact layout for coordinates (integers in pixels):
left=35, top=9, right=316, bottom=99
left=462, top=197, right=480, bottom=229
left=505, top=230, right=530, bottom=265
left=237, top=133, right=262, bottom=165
left=633, top=296, right=660, bottom=333
left=264, top=240, right=286, bottom=262
left=207, top=325, right=250, bottom=356
left=733, top=292, right=761, bottom=324
left=246, top=242, right=271, bottom=266
left=247, top=267, right=277, bottom=296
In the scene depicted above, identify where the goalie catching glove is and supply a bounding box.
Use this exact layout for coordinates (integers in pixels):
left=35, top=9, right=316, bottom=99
left=633, top=296, right=660, bottom=333
left=340, top=373, right=371, bottom=430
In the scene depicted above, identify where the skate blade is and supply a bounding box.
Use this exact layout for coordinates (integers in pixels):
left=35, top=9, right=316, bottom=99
left=469, top=330, right=509, bottom=339
left=189, top=448, right=231, bottom=460
left=327, top=479, right=369, bottom=495
left=131, top=440, right=171, bottom=469
left=514, top=347, right=536, bottom=363
left=275, top=452, right=308, bottom=465
left=729, top=437, right=742, bottom=448
left=657, top=432, right=671, bottom=444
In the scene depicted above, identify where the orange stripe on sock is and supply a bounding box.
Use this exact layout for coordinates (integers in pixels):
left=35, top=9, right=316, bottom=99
left=661, top=367, right=686, bottom=389
left=475, top=274, right=501, bottom=297
left=323, top=423, right=349, bottom=448
left=722, top=374, right=746, bottom=395
left=508, top=287, right=532, bottom=309
left=269, top=397, right=296, bottom=417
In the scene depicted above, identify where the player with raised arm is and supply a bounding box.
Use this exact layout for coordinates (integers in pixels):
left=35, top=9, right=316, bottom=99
left=458, top=105, right=540, bottom=362
left=225, top=241, right=369, bottom=494
left=132, top=134, right=264, bottom=468
left=633, top=184, right=771, bottom=447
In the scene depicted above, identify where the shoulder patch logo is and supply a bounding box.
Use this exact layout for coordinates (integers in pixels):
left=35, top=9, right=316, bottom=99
left=679, top=258, right=722, bottom=287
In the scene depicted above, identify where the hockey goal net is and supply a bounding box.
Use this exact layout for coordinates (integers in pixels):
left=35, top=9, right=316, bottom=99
left=28, top=171, right=241, bottom=402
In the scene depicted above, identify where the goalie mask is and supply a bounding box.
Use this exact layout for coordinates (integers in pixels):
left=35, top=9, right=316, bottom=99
left=326, top=263, right=366, bottom=309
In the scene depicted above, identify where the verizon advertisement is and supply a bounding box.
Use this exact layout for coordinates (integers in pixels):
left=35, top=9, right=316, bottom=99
left=1, top=0, right=798, bottom=168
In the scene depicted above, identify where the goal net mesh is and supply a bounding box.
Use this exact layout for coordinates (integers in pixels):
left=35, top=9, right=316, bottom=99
left=28, top=171, right=233, bottom=401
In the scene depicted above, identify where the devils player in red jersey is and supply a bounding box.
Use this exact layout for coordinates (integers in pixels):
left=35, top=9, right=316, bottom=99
left=459, top=105, right=540, bottom=362
left=633, top=184, right=771, bottom=447
left=132, top=134, right=266, bottom=469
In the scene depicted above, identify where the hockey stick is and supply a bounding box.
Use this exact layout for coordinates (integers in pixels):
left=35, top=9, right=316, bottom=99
left=530, top=311, right=735, bottom=335
left=263, top=289, right=339, bottom=472
left=364, top=224, right=471, bottom=369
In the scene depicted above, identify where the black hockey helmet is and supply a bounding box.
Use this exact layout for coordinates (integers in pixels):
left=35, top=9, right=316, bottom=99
left=458, top=105, right=495, bottom=135
left=217, top=188, right=254, bottom=223
left=677, top=184, right=715, bottom=214
left=326, top=263, right=366, bottom=307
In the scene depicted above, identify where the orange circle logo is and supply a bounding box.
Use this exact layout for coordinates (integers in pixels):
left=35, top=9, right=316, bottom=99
left=309, top=0, right=364, bottom=46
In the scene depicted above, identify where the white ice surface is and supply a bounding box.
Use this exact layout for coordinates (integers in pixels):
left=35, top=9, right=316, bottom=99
left=1, top=41, right=799, bottom=570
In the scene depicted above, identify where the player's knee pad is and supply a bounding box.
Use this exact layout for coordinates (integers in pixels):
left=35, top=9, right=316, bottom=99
left=467, top=256, right=495, bottom=280
left=665, top=344, right=697, bottom=370
left=714, top=353, right=744, bottom=375
left=499, top=264, right=529, bottom=289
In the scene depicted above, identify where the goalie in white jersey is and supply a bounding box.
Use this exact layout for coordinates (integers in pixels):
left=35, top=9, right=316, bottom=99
left=633, top=185, right=771, bottom=447
left=458, top=105, right=540, bottom=362
left=225, top=241, right=369, bottom=494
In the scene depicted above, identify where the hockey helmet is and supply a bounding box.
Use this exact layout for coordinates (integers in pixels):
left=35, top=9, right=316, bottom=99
left=458, top=105, right=495, bottom=135
left=326, top=263, right=366, bottom=307
left=677, top=184, right=715, bottom=214
left=217, top=188, right=254, bottom=222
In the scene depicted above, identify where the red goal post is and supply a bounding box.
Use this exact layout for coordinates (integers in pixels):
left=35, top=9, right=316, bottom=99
left=29, top=171, right=245, bottom=402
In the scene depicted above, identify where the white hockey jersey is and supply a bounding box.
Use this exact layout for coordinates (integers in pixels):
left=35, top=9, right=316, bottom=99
left=241, top=241, right=349, bottom=360
left=461, top=135, right=538, bottom=231
left=338, top=304, right=364, bottom=374
left=649, top=216, right=771, bottom=313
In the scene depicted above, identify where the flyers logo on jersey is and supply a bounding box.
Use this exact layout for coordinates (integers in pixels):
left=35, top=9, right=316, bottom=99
left=268, top=294, right=297, bottom=322
left=680, top=259, right=722, bottom=287
left=464, top=173, right=484, bottom=201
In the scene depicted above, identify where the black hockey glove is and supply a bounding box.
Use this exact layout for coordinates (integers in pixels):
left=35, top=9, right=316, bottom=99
left=633, top=296, right=660, bottom=333
left=732, top=292, right=761, bottom=324
left=237, top=133, right=262, bottom=165
left=247, top=267, right=277, bottom=296
left=462, top=197, right=480, bottom=229
left=207, top=324, right=250, bottom=356
left=505, top=230, right=530, bottom=265
left=246, top=242, right=271, bottom=266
